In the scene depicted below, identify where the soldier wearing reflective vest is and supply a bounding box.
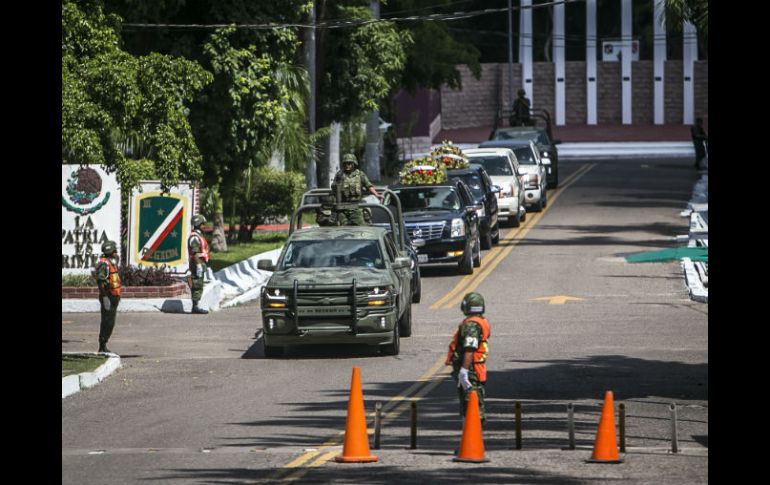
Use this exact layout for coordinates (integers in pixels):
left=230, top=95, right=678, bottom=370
left=94, top=240, right=121, bottom=353
left=330, top=153, right=383, bottom=225
left=446, top=292, right=491, bottom=424
left=188, top=214, right=210, bottom=314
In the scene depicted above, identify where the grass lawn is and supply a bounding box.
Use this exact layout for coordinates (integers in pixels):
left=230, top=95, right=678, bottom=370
left=62, top=354, right=108, bottom=378
left=207, top=232, right=287, bottom=273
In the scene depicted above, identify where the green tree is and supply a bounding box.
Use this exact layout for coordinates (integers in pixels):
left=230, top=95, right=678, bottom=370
left=188, top=26, right=289, bottom=250
left=62, top=0, right=212, bottom=192
left=317, top=3, right=411, bottom=127
left=663, top=0, right=707, bottom=36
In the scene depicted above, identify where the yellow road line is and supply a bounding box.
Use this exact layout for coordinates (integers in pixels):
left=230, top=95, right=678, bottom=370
left=262, top=354, right=450, bottom=483
left=432, top=163, right=596, bottom=310
left=262, top=163, right=596, bottom=483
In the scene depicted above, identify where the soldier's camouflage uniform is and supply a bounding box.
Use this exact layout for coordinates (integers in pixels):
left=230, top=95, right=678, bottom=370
left=449, top=319, right=488, bottom=423
left=188, top=230, right=207, bottom=304
left=331, top=169, right=374, bottom=226
left=95, top=256, right=120, bottom=351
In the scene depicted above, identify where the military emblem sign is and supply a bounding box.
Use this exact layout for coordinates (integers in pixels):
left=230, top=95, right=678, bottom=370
left=127, top=182, right=195, bottom=273
left=62, top=165, right=121, bottom=275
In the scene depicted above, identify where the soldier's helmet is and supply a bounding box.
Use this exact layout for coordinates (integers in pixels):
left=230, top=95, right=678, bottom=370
left=191, top=214, right=206, bottom=227
left=517, top=88, right=526, bottom=97
left=461, top=292, right=485, bottom=315
left=101, top=240, right=118, bottom=255
left=342, top=153, right=358, bottom=168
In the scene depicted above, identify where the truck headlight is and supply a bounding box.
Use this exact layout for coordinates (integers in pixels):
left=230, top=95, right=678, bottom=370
left=451, top=218, right=465, bottom=237
left=499, top=185, right=512, bottom=198
left=524, top=174, right=540, bottom=188
left=264, top=288, right=287, bottom=308
left=367, top=287, right=391, bottom=306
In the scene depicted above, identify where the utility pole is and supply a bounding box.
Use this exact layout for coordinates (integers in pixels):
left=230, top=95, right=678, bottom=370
left=507, top=0, right=514, bottom=113
left=304, top=0, right=318, bottom=188
left=364, top=0, right=381, bottom=182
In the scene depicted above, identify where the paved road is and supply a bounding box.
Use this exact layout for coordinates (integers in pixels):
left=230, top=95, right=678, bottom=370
left=62, top=158, right=707, bottom=484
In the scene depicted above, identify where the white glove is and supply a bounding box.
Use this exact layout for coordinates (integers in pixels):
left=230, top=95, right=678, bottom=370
left=457, top=368, right=472, bottom=391
left=196, top=264, right=203, bottom=278
left=101, top=296, right=111, bottom=311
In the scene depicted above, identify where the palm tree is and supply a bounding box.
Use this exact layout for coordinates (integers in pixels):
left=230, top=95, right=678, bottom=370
left=662, top=0, right=708, bottom=36
left=260, top=63, right=328, bottom=174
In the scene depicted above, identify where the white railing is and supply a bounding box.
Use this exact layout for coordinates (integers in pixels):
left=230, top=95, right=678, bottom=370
left=678, top=174, right=708, bottom=302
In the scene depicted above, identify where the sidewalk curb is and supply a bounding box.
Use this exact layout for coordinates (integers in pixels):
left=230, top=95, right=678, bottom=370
left=558, top=142, right=694, bottom=160
left=681, top=257, right=708, bottom=303
left=61, top=248, right=282, bottom=313
left=62, top=353, right=121, bottom=399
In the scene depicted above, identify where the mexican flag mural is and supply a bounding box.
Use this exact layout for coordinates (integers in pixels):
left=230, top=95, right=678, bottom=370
left=127, top=182, right=197, bottom=273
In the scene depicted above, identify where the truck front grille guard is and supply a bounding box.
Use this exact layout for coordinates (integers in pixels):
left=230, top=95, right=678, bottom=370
left=291, top=278, right=360, bottom=335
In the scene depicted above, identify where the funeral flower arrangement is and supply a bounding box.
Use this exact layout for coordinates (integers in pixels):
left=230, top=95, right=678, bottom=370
left=430, top=140, right=470, bottom=169
left=398, top=157, right=448, bottom=185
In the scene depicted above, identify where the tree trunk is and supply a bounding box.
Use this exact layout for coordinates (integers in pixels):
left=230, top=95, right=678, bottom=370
left=210, top=190, right=228, bottom=252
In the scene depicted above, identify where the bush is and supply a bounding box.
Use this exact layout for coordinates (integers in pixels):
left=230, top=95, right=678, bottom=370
left=62, top=273, right=96, bottom=287
left=117, top=266, right=176, bottom=287
left=236, top=167, right=306, bottom=241
left=63, top=266, right=177, bottom=287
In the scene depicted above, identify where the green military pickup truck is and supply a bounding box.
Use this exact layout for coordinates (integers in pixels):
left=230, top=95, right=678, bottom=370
left=257, top=189, right=413, bottom=357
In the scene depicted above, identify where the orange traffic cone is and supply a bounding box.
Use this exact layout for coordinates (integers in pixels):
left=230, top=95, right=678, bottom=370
left=453, top=390, right=490, bottom=463
left=335, top=367, right=378, bottom=463
left=586, top=390, right=624, bottom=464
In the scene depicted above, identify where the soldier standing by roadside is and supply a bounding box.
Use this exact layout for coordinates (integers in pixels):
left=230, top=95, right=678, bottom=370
left=94, top=241, right=121, bottom=353
left=691, top=117, right=708, bottom=170
left=330, top=153, right=383, bottom=225
left=445, top=292, right=491, bottom=424
left=188, top=214, right=210, bottom=314
left=510, top=88, right=532, bottom=127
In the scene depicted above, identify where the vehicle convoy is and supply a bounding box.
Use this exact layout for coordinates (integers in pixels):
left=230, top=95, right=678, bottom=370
left=478, top=139, right=548, bottom=212
left=257, top=189, right=413, bottom=357
left=447, top=163, right=501, bottom=248
left=388, top=179, right=481, bottom=275
left=464, top=147, right=527, bottom=227
left=491, top=108, right=561, bottom=188
left=490, top=126, right=561, bottom=188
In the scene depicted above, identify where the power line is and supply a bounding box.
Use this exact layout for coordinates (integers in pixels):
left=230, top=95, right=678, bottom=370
left=121, top=0, right=585, bottom=31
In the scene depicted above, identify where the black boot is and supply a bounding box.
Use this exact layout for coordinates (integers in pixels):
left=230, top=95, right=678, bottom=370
left=192, top=304, right=209, bottom=314
left=98, top=341, right=111, bottom=354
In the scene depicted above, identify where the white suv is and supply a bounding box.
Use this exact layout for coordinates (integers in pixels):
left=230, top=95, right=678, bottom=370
left=478, top=139, right=548, bottom=212
left=464, top=148, right=527, bottom=227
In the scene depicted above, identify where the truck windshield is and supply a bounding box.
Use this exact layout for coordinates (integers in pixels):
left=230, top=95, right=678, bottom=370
left=468, top=156, right=513, bottom=176
left=281, top=239, right=385, bottom=269
left=512, top=147, right=537, bottom=165
left=389, top=187, right=461, bottom=212
left=451, top=174, right=484, bottom=198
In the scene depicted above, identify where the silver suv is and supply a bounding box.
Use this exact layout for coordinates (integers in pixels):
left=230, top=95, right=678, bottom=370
left=478, top=139, right=548, bottom=212
left=464, top=147, right=527, bottom=227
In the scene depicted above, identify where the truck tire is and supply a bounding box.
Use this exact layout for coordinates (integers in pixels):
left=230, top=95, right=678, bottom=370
left=399, top=303, right=412, bottom=337
left=458, top=247, right=474, bottom=274
left=382, top=319, right=401, bottom=355
left=411, top=268, right=421, bottom=303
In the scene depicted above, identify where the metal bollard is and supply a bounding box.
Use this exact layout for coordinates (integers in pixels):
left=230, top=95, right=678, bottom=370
left=567, top=403, right=575, bottom=450
left=410, top=401, right=417, bottom=449
left=619, top=403, right=626, bottom=453
left=670, top=403, right=679, bottom=454
left=515, top=401, right=522, bottom=450
left=374, top=402, right=382, bottom=450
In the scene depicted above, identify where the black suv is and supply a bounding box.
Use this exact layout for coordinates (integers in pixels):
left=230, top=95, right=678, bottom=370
left=447, top=164, right=500, bottom=249
left=387, top=180, right=481, bottom=275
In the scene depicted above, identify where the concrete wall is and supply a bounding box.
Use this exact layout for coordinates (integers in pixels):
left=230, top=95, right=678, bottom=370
left=440, top=60, right=708, bottom=129
left=441, top=63, right=503, bottom=129
left=694, top=61, right=708, bottom=121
